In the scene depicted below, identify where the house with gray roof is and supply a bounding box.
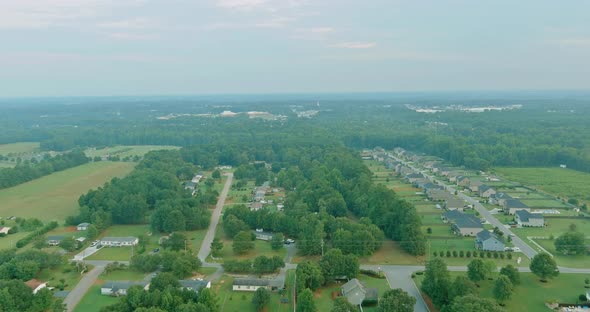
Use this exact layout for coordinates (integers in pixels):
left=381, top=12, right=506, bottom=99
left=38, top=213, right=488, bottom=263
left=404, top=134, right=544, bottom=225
left=489, top=192, right=513, bottom=206
left=469, top=180, right=483, bottom=192
left=101, top=281, right=149, bottom=296
left=180, top=279, right=211, bottom=293
left=475, top=230, right=505, bottom=251
left=478, top=185, right=496, bottom=198
left=405, top=173, right=424, bottom=183
left=47, top=235, right=65, bottom=246
left=76, top=223, right=90, bottom=231
left=456, top=176, right=471, bottom=187
left=100, top=236, right=139, bottom=247
left=445, top=197, right=467, bottom=211
left=341, top=278, right=379, bottom=308
left=504, top=199, right=530, bottom=215
left=515, top=210, right=544, bottom=227
left=232, top=278, right=271, bottom=292
left=427, top=189, right=452, bottom=201
left=442, top=210, right=483, bottom=236
left=254, top=229, right=273, bottom=241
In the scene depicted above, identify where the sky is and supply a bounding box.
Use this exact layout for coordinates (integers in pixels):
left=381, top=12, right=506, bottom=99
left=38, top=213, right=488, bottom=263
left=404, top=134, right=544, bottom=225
left=0, top=0, right=589, bottom=97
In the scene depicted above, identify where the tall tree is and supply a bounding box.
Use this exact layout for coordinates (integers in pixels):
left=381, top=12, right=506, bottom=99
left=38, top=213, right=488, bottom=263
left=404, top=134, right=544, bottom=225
left=493, top=275, right=513, bottom=305
left=445, top=294, right=505, bottom=312
left=252, top=288, right=270, bottom=312
left=449, top=276, right=477, bottom=301
left=421, top=258, right=451, bottom=307
left=377, top=288, right=416, bottom=312
left=330, top=297, right=357, bottom=312
left=296, top=289, right=317, bottom=312
left=467, top=259, right=486, bottom=284
left=529, top=253, right=559, bottom=282
left=499, top=265, right=520, bottom=285
left=296, top=261, right=324, bottom=293
left=271, top=233, right=285, bottom=250
left=554, top=231, right=586, bottom=255
left=232, top=231, right=254, bottom=254
left=210, top=237, right=223, bottom=258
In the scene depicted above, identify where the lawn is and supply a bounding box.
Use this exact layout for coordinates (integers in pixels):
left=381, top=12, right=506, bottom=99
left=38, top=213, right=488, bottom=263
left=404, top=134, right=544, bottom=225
left=100, top=269, right=147, bottom=281
left=534, top=239, right=590, bottom=268
left=495, top=167, right=590, bottom=203
left=215, top=239, right=287, bottom=262
left=512, top=217, right=590, bottom=238
left=360, top=240, right=425, bottom=265
left=85, top=145, right=180, bottom=158
left=214, top=274, right=292, bottom=312
left=86, top=246, right=136, bottom=261
left=0, top=162, right=135, bottom=221
left=314, top=274, right=390, bottom=312
left=73, top=285, right=119, bottom=312
left=0, top=142, right=40, bottom=154
left=416, top=271, right=590, bottom=312
left=37, top=262, right=89, bottom=291
left=520, top=199, right=569, bottom=208
left=0, top=231, right=27, bottom=250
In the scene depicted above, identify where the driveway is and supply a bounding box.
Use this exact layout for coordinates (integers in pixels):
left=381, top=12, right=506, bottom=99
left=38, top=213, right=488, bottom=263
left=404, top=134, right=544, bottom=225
left=363, top=265, right=429, bottom=312
left=64, top=264, right=105, bottom=312
left=197, top=172, right=233, bottom=262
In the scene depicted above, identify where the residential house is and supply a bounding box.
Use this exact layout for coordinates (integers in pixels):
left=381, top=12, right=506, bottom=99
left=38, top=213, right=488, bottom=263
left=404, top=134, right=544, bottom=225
left=456, top=176, right=471, bottom=187
left=25, top=279, right=47, bottom=295
left=445, top=197, right=467, bottom=211
left=478, top=185, right=496, bottom=198
left=47, top=235, right=65, bottom=246
left=427, top=189, right=451, bottom=201
left=100, top=237, right=139, bottom=247
left=413, top=178, right=430, bottom=189
left=184, top=181, right=197, bottom=191
left=180, top=279, right=211, bottom=293
left=504, top=199, right=530, bottom=215
left=250, top=202, right=263, bottom=211
left=101, top=281, right=149, bottom=296
left=447, top=171, right=463, bottom=183
left=439, top=168, right=452, bottom=176
left=475, top=230, right=505, bottom=252
left=0, top=227, right=11, bottom=235
left=232, top=278, right=271, bottom=292
left=405, top=173, right=424, bottom=183
left=254, top=229, right=273, bottom=241
left=489, top=192, right=513, bottom=206
left=341, top=278, right=379, bottom=307
left=442, top=210, right=483, bottom=236
left=469, top=180, right=483, bottom=192
left=77, top=223, right=90, bottom=231
left=515, top=210, right=544, bottom=227
left=191, top=174, right=204, bottom=183
left=422, top=183, right=443, bottom=192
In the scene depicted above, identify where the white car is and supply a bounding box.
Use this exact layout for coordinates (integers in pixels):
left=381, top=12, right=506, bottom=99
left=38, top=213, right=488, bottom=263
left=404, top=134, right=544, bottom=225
left=512, top=247, right=521, bottom=252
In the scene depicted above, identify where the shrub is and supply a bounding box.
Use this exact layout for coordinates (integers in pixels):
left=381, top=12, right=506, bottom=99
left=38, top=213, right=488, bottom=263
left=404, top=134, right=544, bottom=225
left=480, top=251, right=485, bottom=258
left=466, top=251, right=472, bottom=258
left=473, top=251, right=478, bottom=258
left=15, top=221, right=58, bottom=248
left=493, top=252, right=499, bottom=259
left=500, top=253, right=505, bottom=259
left=579, top=294, right=587, bottom=302
left=446, top=251, right=451, bottom=257
left=433, top=251, right=438, bottom=257
left=459, top=251, right=465, bottom=258
left=360, top=269, right=385, bottom=279
left=452, top=250, right=458, bottom=257
left=507, top=253, right=513, bottom=260
left=487, top=252, right=492, bottom=258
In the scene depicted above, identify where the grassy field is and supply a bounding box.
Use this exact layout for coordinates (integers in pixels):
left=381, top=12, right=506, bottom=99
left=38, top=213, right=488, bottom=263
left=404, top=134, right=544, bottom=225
left=214, top=273, right=293, bottom=312
left=360, top=240, right=426, bottom=265
left=85, top=145, right=179, bottom=158
left=520, top=199, right=569, bottom=208
left=215, top=239, right=287, bottom=262
left=0, top=231, right=27, bottom=249
left=0, top=142, right=40, bottom=154
left=73, top=285, right=119, bottom=312
left=37, top=262, right=88, bottom=291
left=534, top=239, right=590, bottom=268
left=416, top=271, right=590, bottom=312
left=495, top=167, right=590, bottom=203
left=0, top=162, right=135, bottom=221
left=314, top=274, right=390, bottom=312
left=512, top=217, right=590, bottom=238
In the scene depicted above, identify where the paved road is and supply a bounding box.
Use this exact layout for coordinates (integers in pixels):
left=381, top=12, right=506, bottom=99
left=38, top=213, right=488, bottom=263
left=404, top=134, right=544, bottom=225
left=395, top=157, right=538, bottom=259
left=64, top=265, right=105, bottom=312
left=198, top=172, right=233, bottom=262
left=364, top=265, right=430, bottom=312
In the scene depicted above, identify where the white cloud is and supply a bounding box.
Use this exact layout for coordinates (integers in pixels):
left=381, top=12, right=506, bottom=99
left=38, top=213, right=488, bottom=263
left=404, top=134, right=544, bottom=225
left=216, top=0, right=268, bottom=10
left=254, top=16, right=295, bottom=28
left=98, top=17, right=154, bottom=29
left=330, top=42, right=377, bottom=49
left=108, top=32, right=158, bottom=41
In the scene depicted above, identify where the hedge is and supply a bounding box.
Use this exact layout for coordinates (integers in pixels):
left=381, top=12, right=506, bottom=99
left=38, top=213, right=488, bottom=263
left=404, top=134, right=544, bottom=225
left=16, top=221, right=58, bottom=248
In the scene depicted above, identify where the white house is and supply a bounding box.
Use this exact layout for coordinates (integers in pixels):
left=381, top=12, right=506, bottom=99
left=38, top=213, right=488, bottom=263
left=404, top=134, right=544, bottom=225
left=179, top=279, right=211, bottom=293
left=100, top=236, right=139, bottom=247
left=77, top=223, right=90, bottom=231
left=101, top=281, right=149, bottom=296
left=0, top=227, right=11, bottom=235
left=515, top=210, right=544, bottom=227
left=25, top=279, right=47, bottom=295
left=232, top=278, right=271, bottom=292
left=254, top=229, right=273, bottom=241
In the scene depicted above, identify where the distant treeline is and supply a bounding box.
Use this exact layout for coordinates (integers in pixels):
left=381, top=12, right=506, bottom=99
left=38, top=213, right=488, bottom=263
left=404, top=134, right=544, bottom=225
left=0, top=151, right=89, bottom=190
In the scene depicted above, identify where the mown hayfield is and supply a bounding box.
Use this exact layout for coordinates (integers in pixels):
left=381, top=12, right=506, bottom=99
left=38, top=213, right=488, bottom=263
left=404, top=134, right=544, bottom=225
left=85, top=145, right=179, bottom=158
left=0, top=162, right=135, bottom=221
left=0, top=142, right=40, bottom=154
left=495, top=167, right=590, bottom=202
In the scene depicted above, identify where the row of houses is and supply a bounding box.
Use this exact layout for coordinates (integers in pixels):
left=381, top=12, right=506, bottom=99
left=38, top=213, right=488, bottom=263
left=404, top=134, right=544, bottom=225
left=47, top=236, right=139, bottom=247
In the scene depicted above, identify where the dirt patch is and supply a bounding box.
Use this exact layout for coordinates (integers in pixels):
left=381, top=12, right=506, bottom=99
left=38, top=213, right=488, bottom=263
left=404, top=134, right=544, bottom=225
left=313, top=289, right=323, bottom=298
left=64, top=226, right=77, bottom=232
left=331, top=291, right=340, bottom=299
left=94, top=278, right=105, bottom=285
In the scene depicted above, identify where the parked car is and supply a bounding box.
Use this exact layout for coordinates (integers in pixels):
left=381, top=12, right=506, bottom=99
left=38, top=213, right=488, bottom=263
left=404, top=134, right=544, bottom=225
left=153, top=248, right=160, bottom=253
left=284, top=239, right=295, bottom=244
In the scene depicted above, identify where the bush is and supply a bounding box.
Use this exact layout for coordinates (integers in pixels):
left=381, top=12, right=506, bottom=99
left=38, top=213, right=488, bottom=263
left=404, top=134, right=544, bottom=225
left=507, top=253, right=513, bottom=260
left=480, top=251, right=485, bottom=258
left=459, top=251, right=465, bottom=258
left=493, top=252, right=499, bottom=259
left=15, top=221, right=58, bottom=248
left=487, top=252, right=492, bottom=258
left=452, top=250, right=458, bottom=257
left=446, top=251, right=451, bottom=257
left=433, top=251, right=438, bottom=257
left=579, top=294, right=587, bottom=302
left=466, top=251, right=472, bottom=258
left=500, top=253, right=505, bottom=259
left=473, top=251, right=478, bottom=258
left=360, top=269, right=385, bottom=279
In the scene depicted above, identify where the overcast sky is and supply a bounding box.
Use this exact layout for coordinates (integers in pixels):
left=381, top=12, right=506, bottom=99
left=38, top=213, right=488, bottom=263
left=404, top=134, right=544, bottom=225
left=1, top=0, right=589, bottom=97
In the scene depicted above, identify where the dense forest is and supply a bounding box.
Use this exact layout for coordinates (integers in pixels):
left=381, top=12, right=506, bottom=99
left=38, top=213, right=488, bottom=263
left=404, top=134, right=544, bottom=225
left=1, top=91, right=589, bottom=172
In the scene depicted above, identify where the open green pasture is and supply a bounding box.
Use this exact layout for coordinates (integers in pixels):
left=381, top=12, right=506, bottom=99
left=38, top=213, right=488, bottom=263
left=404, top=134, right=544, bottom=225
left=85, top=145, right=179, bottom=158
left=0, top=142, right=40, bottom=154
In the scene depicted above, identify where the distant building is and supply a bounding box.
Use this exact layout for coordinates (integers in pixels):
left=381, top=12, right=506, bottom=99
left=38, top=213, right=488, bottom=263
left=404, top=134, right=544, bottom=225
left=179, top=279, right=211, bottom=293
left=77, top=223, right=90, bottom=231
left=47, top=235, right=65, bottom=246
left=0, top=227, right=11, bottom=235
left=456, top=176, right=471, bottom=187
left=100, top=237, right=139, bottom=247
left=442, top=210, right=483, bottom=236
left=504, top=199, right=530, bottom=215
left=341, top=278, right=379, bottom=307
left=475, top=230, right=505, bottom=252
left=445, top=197, right=467, bottom=211
left=101, top=281, right=149, bottom=296
left=25, top=279, right=47, bottom=295
left=489, top=192, right=513, bottom=206
left=232, top=278, right=271, bottom=292
left=515, top=210, right=544, bottom=227
left=254, top=229, right=273, bottom=241
left=478, top=185, right=496, bottom=198
left=469, top=180, right=483, bottom=192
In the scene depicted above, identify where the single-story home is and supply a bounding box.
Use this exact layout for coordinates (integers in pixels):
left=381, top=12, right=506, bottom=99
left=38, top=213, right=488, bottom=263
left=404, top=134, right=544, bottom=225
left=456, top=176, right=471, bottom=187
left=47, top=235, right=65, bottom=246
left=184, top=181, right=197, bottom=191
left=250, top=202, right=263, bottom=211
left=515, top=210, right=544, bottom=227
left=254, top=229, right=273, bottom=241
left=100, top=236, right=139, bottom=247
left=101, top=281, right=149, bottom=296
left=76, top=237, right=86, bottom=243
left=475, top=230, right=505, bottom=252
left=442, top=210, right=483, bottom=236
left=478, top=185, right=496, bottom=198
left=427, top=189, right=452, bottom=201
left=405, top=173, right=424, bottom=183
left=341, top=278, right=379, bottom=307
left=0, top=227, right=11, bottom=235
left=504, top=199, right=530, bottom=215
left=232, top=278, right=271, bottom=292
left=77, top=223, right=90, bottom=231
left=490, top=192, right=513, bottom=206
left=445, top=197, right=467, bottom=211
left=469, top=180, right=483, bottom=192
left=180, top=279, right=211, bottom=293
left=25, top=279, right=47, bottom=294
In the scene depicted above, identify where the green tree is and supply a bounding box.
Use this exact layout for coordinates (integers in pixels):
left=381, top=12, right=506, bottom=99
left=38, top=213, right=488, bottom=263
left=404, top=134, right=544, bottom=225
left=330, top=297, right=357, bottom=312
left=445, top=294, right=505, bottom=312
left=271, top=233, right=285, bottom=250
left=320, top=249, right=359, bottom=283
left=555, top=231, right=586, bottom=255
left=449, top=276, right=477, bottom=301
left=252, top=287, right=270, bottom=312
left=163, top=232, right=188, bottom=251
left=149, top=272, right=180, bottom=292
left=212, top=170, right=221, bottom=179
left=530, top=253, right=559, bottom=282
left=296, top=261, right=324, bottom=293
left=163, top=210, right=186, bottom=232
left=210, top=237, right=223, bottom=258
left=493, top=275, right=513, bottom=305
left=467, top=259, right=486, bottom=284
left=87, top=225, right=99, bottom=240
left=421, top=258, right=451, bottom=307
left=296, top=288, right=317, bottom=312
left=59, top=237, right=77, bottom=252
left=377, top=288, right=416, bottom=312
left=499, top=265, right=520, bottom=285
left=233, top=231, right=254, bottom=254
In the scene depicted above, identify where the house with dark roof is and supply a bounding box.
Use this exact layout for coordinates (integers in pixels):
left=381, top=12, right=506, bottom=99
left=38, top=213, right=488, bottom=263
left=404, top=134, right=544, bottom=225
left=100, top=237, right=139, bottom=247
left=504, top=199, right=530, bottom=215
left=180, top=279, right=211, bottom=293
left=47, top=235, right=65, bottom=246
left=489, top=192, right=513, bottom=206
left=404, top=173, right=424, bottom=183
left=427, top=189, right=452, bottom=201
left=25, top=279, right=47, bottom=295
left=442, top=210, right=483, bottom=236
left=341, top=278, right=379, bottom=308
left=475, top=230, right=505, bottom=251
left=445, top=197, right=467, bottom=211
left=469, top=180, right=483, bottom=192
left=478, top=185, right=496, bottom=198
left=232, top=278, right=271, bottom=292
left=101, top=281, right=149, bottom=296
left=422, top=182, right=443, bottom=192
left=515, top=210, right=544, bottom=227
left=77, top=223, right=90, bottom=231
left=456, top=176, right=471, bottom=187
